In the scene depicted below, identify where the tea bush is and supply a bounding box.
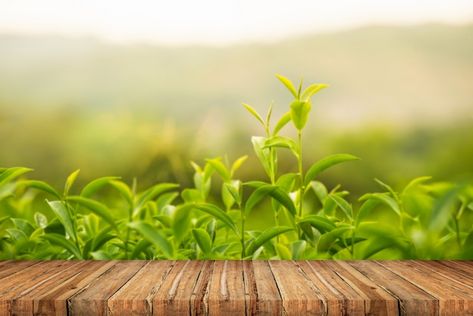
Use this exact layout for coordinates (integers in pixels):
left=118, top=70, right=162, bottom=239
left=1, top=75, right=472, bottom=260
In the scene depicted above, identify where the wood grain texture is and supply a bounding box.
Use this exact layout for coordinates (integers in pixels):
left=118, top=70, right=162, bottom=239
left=0, top=260, right=471, bottom=315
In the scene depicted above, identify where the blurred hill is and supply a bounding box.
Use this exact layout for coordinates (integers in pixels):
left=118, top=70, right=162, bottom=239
left=0, top=23, right=472, bottom=192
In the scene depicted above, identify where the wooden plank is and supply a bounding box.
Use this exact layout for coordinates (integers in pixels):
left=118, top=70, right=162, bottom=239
left=243, top=260, right=282, bottom=315
left=438, top=260, right=473, bottom=281
left=305, top=260, right=366, bottom=315
left=0, top=260, right=76, bottom=316
left=108, top=260, right=174, bottom=315
left=34, top=260, right=116, bottom=316
left=269, top=260, right=325, bottom=315
left=326, top=261, right=399, bottom=315
left=380, top=260, right=473, bottom=315
left=68, top=260, right=147, bottom=316
left=348, top=260, right=438, bottom=315
left=414, top=261, right=473, bottom=288
left=207, top=260, right=246, bottom=315
left=190, top=260, right=213, bottom=315
left=152, top=260, right=209, bottom=315
left=9, top=260, right=92, bottom=315
left=0, top=260, right=39, bottom=279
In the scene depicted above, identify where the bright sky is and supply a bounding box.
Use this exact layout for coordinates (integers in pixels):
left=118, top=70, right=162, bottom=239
left=1, top=0, right=472, bottom=44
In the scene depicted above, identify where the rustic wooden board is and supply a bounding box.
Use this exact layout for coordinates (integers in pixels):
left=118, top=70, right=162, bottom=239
left=0, top=260, right=471, bottom=315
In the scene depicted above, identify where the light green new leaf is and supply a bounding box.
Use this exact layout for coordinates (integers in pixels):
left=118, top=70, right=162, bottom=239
left=192, top=228, right=212, bottom=254
left=273, top=111, right=291, bottom=136
left=230, top=155, right=248, bottom=176
left=245, top=184, right=296, bottom=217
left=109, top=180, right=134, bottom=208
left=47, top=200, right=76, bottom=241
left=19, top=180, right=61, bottom=199
left=290, top=100, right=311, bottom=130
left=0, top=167, right=32, bottom=187
left=276, top=74, right=298, bottom=97
left=300, top=83, right=328, bottom=101
left=263, top=136, right=299, bottom=157
left=328, top=194, right=353, bottom=220
left=359, top=193, right=401, bottom=216
left=42, top=234, right=83, bottom=259
left=67, top=196, right=117, bottom=229
left=246, top=226, right=293, bottom=255
left=64, top=169, right=80, bottom=196
left=136, top=183, right=180, bottom=210
left=34, top=212, right=48, bottom=229
left=80, top=176, right=120, bottom=198
left=251, top=136, right=272, bottom=178
left=206, top=158, right=231, bottom=181
left=275, top=243, right=292, bottom=259
left=242, top=103, right=265, bottom=127
left=304, top=154, right=359, bottom=186
left=128, top=222, right=174, bottom=258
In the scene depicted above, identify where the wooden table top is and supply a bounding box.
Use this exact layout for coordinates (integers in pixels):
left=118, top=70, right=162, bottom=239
left=0, top=260, right=471, bottom=315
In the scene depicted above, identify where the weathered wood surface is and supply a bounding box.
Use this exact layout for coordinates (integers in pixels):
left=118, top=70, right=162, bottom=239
left=0, top=260, right=471, bottom=315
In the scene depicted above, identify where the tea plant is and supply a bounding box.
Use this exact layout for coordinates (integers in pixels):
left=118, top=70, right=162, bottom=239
left=0, top=75, right=472, bottom=260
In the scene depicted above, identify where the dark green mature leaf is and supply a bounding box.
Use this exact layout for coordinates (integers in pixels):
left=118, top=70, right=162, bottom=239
left=246, top=226, right=293, bottom=255
left=172, top=205, right=192, bottom=243
left=64, top=169, right=80, bottom=196
left=0, top=167, right=32, bottom=187
left=245, top=184, right=296, bottom=217
left=298, top=215, right=336, bottom=233
left=192, top=228, right=212, bottom=254
left=80, top=176, right=120, bottom=197
left=276, top=74, right=298, bottom=97
left=47, top=200, right=76, bottom=241
left=190, top=203, right=237, bottom=233
left=42, top=234, right=82, bottom=259
left=67, top=196, right=117, bottom=229
left=128, top=222, right=174, bottom=258
left=317, top=227, right=351, bottom=253
left=11, top=218, right=35, bottom=236
left=304, top=154, right=359, bottom=186
left=19, top=180, right=61, bottom=199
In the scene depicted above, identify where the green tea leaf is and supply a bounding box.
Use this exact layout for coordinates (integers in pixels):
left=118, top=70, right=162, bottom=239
left=242, top=103, right=265, bottom=127
left=290, top=100, right=311, bottom=130
left=80, top=176, right=120, bottom=198
left=42, top=234, right=82, bottom=259
left=298, top=215, right=336, bottom=233
left=64, top=169, right=80, bottom=196
left=300, top=83, right=328, bottom=101
left=230, top=155, right=248, bottom=176
left=245, top=184, right=296, bottom=217
left=192, top=228, right=212, bottom=254
left=190, top=203, right=237, bottom=233
left=263, top=136, right=298, bottom=157
left=128, top=221, right=174, bottom=258
left=328, top=194, right=353, bottom=220
left=276, top=74, right=298, bottom=97
left=317, top=227, right=351, bottom=253
left=273, top=111, right=291, bottom=136
left=0, top=167, right=32, bottom=187
left=251, top=136, right=272, bottom=179
left=359, top=193, right=401, bottom=216
left=206, top=158, right=231, bottom=181
left=47, top=200, right=76, bottom=241
left=34, top=212, right=48, bottom=229
left=137, top=183, right=179, bottom=210
left=275, top=243, right=292, bottom=259
left=67, top=196, right=117, bottom=229
left=304, top=154, right=359, bottom=186
left=19, top=180, right=61, bottom=199
left=246, top=226, right=293, bottom=255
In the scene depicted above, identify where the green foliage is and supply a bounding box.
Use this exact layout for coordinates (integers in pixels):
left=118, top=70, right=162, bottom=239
left=0, top=75, right=471, bottom=260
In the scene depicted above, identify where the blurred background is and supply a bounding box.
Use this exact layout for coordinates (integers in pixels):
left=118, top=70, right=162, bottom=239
left=0, top=0, right=472, bottom=196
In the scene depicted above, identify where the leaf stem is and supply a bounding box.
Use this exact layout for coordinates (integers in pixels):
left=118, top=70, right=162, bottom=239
left=297, top=130, right=304, bottom=239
